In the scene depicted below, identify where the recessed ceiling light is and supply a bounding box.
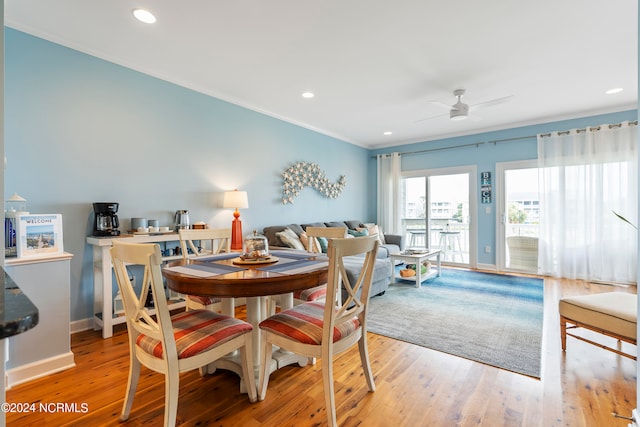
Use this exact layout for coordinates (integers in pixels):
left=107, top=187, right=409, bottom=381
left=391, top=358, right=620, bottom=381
left=606, top=87, right=623, bottom=95
left=383, top=131, right=393, bottom=135
left=301, top=92, right=315, bottom=99
left=132, top=9, right=156, bottom=24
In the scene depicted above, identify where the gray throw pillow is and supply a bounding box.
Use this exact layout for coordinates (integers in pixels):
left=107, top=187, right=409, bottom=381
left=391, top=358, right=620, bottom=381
left=276, top=228, right=305, bottom=250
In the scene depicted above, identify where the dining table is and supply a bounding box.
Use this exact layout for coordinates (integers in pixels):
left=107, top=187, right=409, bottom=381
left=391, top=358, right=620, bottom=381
left=162, top=249, right=329, bottom=391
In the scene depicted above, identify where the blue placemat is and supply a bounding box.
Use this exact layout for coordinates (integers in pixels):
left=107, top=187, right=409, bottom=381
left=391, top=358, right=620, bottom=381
left=269, top=250, right=315, bottom=260
left=181, top=263, right=246, bottom=275
left=193, top=253, right=240, bottom=262
left=258, top=258, right=327, bottom=274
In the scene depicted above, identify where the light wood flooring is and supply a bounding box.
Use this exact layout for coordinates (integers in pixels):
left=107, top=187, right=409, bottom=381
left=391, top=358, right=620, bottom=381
left=6, top=274, right=637, bottom=426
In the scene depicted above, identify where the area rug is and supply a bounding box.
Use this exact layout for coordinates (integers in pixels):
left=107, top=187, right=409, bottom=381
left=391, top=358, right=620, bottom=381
left=367, top=268, right=544, bottom=378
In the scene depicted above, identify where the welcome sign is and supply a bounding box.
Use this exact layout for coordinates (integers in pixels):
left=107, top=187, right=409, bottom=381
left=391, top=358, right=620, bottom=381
left=16, top=214, right=64, bottom=258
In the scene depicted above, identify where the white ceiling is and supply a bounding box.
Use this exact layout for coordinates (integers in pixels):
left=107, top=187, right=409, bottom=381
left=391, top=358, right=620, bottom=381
left=5, top=0, right=638, bottom=149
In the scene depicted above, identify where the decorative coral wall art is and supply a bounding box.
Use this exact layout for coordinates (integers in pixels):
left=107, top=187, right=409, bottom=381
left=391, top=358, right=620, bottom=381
left=281, top=161, right=346, bottom=204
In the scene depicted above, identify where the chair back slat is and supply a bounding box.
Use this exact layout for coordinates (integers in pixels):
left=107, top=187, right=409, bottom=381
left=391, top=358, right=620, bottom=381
left=323, top=236, right=379, bottom=334
left=111, top=241, right=177, bottom=357
left=305, top=226, right=347, bottom=253
left=178, top=228, right=231, bottom=258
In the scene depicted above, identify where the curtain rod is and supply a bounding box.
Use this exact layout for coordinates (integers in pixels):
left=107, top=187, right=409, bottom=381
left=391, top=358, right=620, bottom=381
left=487, top=135, right=536, bottom=144
left=538, top=120, right=638, bottom=138
left=374, top=120, right=638, bottom=158
left=373, top=141, right=484, bottom=158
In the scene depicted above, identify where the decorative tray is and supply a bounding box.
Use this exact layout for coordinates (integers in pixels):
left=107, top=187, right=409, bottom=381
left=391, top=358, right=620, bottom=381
left=232, top=256, right=279, bottom=265
left=128, top=230, right=176, bottom=235
left=401, top=249, right=428, bottom=255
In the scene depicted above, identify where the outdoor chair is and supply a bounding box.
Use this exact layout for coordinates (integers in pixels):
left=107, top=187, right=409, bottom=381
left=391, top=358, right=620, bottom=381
left=506, top=235, right=539, bottom=270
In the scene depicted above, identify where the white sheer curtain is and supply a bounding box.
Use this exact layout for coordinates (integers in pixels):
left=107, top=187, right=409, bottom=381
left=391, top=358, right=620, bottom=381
left=537, top=122, right=638, bottom=283
left=377, top=152, right=401, bottom=235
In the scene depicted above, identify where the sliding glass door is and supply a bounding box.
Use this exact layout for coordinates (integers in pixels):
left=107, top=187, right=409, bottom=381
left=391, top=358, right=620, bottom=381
left=496, top=160, right=540, bottom=272
left=401, top=166, right=476, bottom=267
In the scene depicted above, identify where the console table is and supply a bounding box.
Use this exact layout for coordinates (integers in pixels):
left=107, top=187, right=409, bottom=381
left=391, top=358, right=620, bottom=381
left=87, top=233, right=186, bottom=338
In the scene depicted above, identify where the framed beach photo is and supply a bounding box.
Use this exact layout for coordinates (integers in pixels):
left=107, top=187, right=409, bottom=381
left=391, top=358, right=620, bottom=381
left=16, top=214, right=64, bottom=258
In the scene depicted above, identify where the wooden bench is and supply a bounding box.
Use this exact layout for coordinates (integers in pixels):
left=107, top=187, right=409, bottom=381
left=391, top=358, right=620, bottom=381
left=559, top=292, right=637, bottom=360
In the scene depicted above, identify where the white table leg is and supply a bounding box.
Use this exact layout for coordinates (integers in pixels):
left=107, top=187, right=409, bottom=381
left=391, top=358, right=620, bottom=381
left=207, top=292, right=309, bottom=393
left=280, top=292, right=293, bottom=310
left=221, top=297, right=234, bottom=317
left=206, top=296, right=262, bottom=393
left=415, top=259, right=422, bottom=288
left=390, top=255, right=402, bottom=284
left=94, top=245, right=114, bottom=339
left=246, top=296, right=262, bottom=374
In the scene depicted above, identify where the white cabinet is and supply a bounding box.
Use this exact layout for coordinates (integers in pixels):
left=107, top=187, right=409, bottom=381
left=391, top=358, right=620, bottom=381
left=4, top=253, right=74, bottom=387
left=87, top=234, right=186, bottom=338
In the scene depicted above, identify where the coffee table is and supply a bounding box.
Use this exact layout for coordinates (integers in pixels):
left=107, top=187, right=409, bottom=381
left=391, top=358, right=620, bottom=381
left=390, top=249, right=441, bottom=288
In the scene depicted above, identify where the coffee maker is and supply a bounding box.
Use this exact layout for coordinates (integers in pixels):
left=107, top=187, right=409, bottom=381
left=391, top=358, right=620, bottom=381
left=93, top=202, right=120, bottom=236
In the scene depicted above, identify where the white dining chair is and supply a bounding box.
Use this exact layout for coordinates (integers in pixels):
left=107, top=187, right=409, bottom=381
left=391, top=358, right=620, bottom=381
left=178, top=228, right=232, bottom=312
left=111, top=241, right=256, bottom=427
left=292, top=226, right=347, bottom=305
left=257, top=235, right=379, bottom=427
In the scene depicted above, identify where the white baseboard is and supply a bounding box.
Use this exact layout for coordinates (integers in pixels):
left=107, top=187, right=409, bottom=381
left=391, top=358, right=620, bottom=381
left=476, top=263, right=497, bottom=271
left=70, top=318, right=94, bottom=334
left=6, top=352, right=75, bottom=389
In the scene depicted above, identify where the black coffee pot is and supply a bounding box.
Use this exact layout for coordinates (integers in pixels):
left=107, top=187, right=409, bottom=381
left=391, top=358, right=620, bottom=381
left=93, top=202, right=120, bottom=236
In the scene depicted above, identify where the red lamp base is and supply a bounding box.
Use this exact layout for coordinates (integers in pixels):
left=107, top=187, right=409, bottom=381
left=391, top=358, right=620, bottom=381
left=230, top=209, right=243, bottom=251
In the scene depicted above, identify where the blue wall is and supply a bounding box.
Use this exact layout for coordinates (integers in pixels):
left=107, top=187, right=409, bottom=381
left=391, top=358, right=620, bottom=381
left=370, top=110, right=638, bottom=265
left=4, top=29, right=371, bottom=322
left=5, top=28, right=637, bottom=324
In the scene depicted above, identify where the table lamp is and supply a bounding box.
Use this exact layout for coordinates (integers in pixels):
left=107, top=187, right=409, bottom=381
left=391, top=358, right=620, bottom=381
left=223, top=189, right=249, bottom=251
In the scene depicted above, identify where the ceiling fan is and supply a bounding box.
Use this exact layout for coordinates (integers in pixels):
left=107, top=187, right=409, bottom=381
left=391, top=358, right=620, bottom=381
left=418, top=89, right=513, bottom=122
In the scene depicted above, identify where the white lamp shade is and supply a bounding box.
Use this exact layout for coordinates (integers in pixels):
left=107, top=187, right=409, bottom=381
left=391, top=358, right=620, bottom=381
left=223, top=190, right=249, bottom=209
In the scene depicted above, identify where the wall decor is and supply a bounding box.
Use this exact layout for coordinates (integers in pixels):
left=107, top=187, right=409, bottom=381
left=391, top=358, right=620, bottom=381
left=16, top=214, right=64, bottom=258
left=281, top=161, right=346, bottom=204
left=480, top=171, right=492, bottom=204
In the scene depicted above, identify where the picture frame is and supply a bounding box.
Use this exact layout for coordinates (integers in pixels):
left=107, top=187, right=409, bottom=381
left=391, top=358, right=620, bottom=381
left=16, top=214, right=64, bottom=258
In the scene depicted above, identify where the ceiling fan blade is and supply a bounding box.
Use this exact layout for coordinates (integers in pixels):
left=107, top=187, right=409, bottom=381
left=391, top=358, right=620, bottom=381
left=470, top=95, right=514, bottom=111
left=415, top=112, right=449, bottom=123
left=427, top=100, right=454, bottom=110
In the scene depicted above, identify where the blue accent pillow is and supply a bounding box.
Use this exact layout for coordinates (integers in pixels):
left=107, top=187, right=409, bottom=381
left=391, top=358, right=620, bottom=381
left=347, top=229, right=369, bottom=237
left=317, top=237, right=328, bottom=253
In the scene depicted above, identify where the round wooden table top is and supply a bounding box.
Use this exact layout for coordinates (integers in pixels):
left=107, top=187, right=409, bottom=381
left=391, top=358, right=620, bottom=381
left=162, top=254, right=329, bottom=298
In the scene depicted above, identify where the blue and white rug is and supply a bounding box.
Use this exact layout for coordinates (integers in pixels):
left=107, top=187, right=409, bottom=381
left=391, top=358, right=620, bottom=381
left=367, top=268, right=544, bottom=378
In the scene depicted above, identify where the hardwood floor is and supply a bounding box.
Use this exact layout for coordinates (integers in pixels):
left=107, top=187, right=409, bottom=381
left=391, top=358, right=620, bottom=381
left=6, top=275, right=637, bottom=426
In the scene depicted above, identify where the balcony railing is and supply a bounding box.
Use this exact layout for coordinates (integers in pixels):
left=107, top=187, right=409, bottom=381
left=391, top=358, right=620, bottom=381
left=401, top=218, right=469, bottom=263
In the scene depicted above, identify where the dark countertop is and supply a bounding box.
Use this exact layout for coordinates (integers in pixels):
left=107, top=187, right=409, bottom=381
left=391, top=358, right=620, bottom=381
left=0, top=267, right=38, bottom=339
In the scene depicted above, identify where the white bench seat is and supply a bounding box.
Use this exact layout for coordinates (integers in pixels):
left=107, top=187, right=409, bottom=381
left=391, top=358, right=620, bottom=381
left=559, top=292, right=637, bottom=360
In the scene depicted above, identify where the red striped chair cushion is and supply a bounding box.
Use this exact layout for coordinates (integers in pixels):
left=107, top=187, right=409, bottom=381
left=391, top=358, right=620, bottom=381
left=259, top=302, right=360, bottom=345
left=293, top=285, right=327, bottom=302
left=136, top=310, right=252, bottom=359
left=188, top=295, right=222, bottom=306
